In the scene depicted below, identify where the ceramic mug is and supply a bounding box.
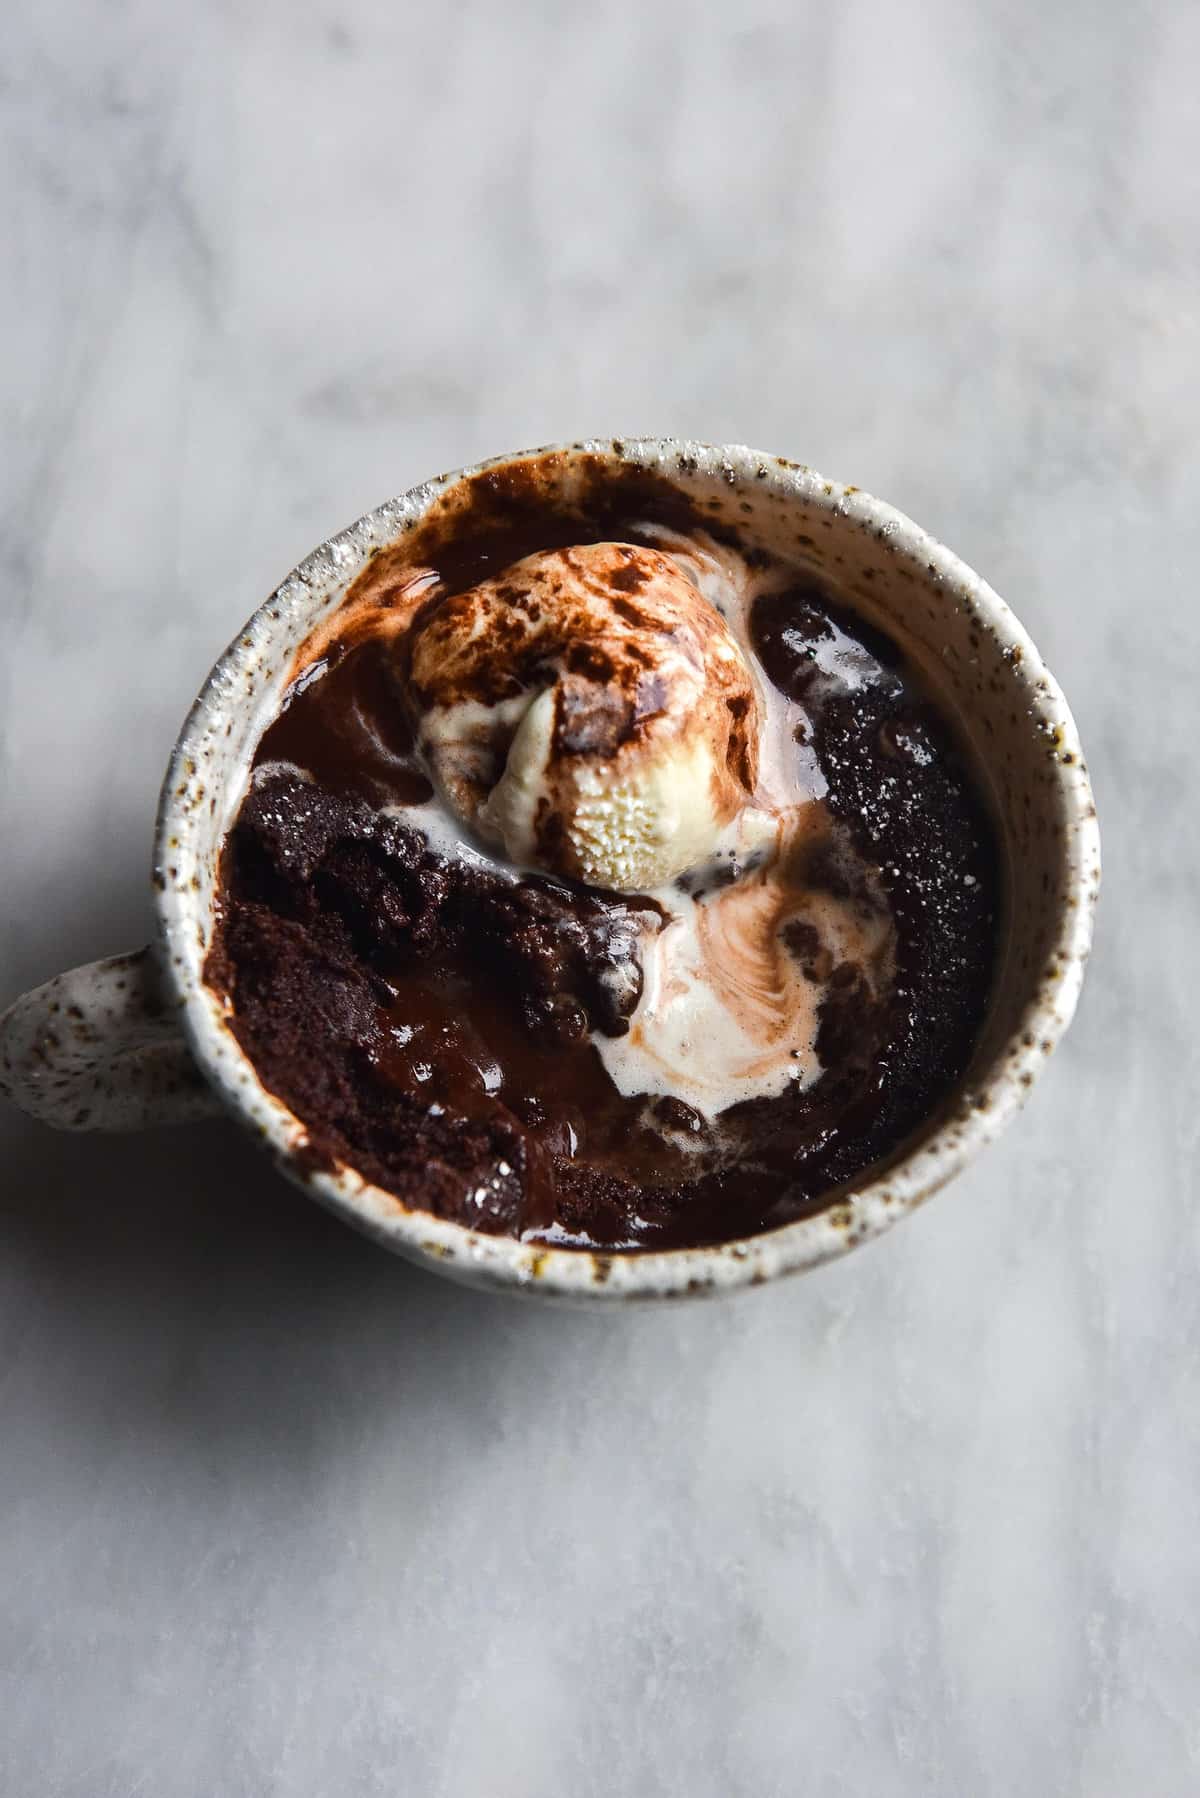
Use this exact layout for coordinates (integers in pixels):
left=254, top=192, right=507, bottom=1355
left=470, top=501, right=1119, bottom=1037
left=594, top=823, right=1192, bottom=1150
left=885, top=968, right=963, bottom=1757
left=0, top=440, right=1100, bottom=1301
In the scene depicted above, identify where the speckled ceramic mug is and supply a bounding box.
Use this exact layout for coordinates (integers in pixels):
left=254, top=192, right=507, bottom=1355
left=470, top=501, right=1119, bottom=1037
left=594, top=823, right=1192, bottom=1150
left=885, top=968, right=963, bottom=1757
left=0, top=441, right=1099, bottom=1301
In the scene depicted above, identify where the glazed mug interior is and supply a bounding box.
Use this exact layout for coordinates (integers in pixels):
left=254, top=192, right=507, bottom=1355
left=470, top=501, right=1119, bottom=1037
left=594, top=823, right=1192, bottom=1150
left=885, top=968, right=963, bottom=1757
left=7, top=441, right=1101, bottom=1301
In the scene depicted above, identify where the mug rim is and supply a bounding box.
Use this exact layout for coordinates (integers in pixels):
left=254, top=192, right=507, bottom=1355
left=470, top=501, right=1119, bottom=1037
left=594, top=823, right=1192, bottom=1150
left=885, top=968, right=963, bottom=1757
left=154, top=438, right=1100, bottom=1302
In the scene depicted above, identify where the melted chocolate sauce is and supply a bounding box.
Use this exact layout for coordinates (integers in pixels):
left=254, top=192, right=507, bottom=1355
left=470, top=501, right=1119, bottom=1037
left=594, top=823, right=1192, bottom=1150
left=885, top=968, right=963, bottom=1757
left=258, top=646, right=433, bottom=808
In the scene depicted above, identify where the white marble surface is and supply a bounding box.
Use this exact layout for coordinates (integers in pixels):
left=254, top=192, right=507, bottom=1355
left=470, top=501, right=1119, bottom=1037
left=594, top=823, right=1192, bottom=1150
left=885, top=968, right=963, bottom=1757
left=2, top=1, right=1197, bottom=1791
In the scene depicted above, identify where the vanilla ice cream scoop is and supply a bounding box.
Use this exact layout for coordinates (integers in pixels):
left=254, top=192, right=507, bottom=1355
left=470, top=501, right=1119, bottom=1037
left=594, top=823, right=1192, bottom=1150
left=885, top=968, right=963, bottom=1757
left=405, top=542, right=762, bottom=891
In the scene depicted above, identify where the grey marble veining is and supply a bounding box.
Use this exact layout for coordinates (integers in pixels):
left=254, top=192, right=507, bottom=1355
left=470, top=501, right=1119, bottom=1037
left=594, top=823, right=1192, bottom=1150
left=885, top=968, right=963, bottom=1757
left=1, top=1, right=1197, bottom=1792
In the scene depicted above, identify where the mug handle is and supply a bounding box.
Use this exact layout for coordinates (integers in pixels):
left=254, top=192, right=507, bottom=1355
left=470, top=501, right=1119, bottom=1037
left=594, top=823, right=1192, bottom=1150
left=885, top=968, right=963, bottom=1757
left=0, top=948, right=221, bottom=1131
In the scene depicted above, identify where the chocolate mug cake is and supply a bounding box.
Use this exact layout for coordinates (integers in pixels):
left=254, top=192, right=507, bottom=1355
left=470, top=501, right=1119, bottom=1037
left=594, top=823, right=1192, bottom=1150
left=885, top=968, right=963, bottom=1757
left=206, top=457, right=1000, bottom=1252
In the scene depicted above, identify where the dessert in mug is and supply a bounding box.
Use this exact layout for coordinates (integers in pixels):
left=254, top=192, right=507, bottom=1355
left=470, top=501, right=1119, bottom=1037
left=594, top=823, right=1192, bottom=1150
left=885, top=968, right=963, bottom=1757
left=207, top=459, right=1000, bottom=1250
